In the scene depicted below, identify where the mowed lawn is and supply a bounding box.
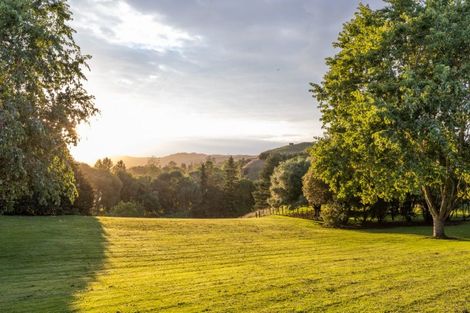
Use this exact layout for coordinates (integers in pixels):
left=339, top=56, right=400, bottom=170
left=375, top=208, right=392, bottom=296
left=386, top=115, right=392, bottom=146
left=0, top=216, right=469, bottom=313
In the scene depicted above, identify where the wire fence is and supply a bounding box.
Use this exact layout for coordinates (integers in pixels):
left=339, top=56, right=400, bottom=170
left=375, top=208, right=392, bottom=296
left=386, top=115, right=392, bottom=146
left=248, top=206, right=316, bottom=219
left=247, top=204, right=470, bottom=223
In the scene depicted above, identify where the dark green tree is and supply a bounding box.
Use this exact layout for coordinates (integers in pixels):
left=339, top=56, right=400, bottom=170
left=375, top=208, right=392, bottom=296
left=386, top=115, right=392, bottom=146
left=0, top=0, right=97, bottom=212
left=223, top=156, right=238, bottom=214
left=234, top=179, right=255, bottom=215
left=79, top=164, right=122, bottom=213
left=193, top=163, right=210, bottom=216
left=72, top=164, right=94, bottom=215
left=253, top=154, right=285, bottom=209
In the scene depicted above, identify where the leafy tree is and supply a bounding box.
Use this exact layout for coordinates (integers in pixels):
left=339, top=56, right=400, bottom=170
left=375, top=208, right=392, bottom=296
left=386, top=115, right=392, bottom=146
left=302, top=165, right=332, bottom=218
left=268, top=157, right=310, bottom=208
left=110, top=201, right=145, bottom=217
left=79, top=164, right=122, bottom=213
left=193, top=163, right=210, bottom=217
left=151, top=170, right=198, bottom=216
left=320, top=202, right=348, bottom=227
left=113, top=160, right=127, bottom=173
left=311, top=1, right=470, bottom=238
left=134, top=177, right=161, bottom=216
left=175, top=176, right=201, bottom=216
left=72, top=164, right=94, bottom=215
left=116, top=170, right=138, bottom=203
left=95, top=157, right=113, bottom=172
left=0, top=0, right=97, bottom=212
left=253, top=153, right=285, bottom=209
left=234, top=179, right=255, bottom=215
left=128, top=163, right=161, bottom=179
left=192, top=160, right=225, bottom=217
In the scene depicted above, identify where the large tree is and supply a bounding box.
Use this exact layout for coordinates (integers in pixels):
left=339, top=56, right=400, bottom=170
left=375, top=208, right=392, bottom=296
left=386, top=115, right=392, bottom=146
left=311, top=1, right=470, bottom=238
left=0, top=0, right=97, bottom=212
left=302, top=165, right=332, bottom=219
left=268, top=156, right=310, bottom=208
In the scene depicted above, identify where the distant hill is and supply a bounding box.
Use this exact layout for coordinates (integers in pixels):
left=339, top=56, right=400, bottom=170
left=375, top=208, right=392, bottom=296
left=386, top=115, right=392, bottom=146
left=242, top=142, right=313, bottom=180
left=242, top=159, right=265, bottom=180
left=107, top=142, right=312, bottom=180
left=258, top=142, right=312, bottom=160
left=111, top=153, right=256, bottom=168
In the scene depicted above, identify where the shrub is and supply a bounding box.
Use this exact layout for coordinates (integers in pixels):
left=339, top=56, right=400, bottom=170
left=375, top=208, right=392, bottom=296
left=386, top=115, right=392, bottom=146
left=110, top=201, right=145, bottom=217
left=320, top=202, right=348, bottom=227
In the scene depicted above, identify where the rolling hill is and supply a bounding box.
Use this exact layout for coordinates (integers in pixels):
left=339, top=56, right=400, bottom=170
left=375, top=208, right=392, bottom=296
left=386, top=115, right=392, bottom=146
left=242, top=142, right=313, bottom=180
left=258, top=142, right=312, bottom=160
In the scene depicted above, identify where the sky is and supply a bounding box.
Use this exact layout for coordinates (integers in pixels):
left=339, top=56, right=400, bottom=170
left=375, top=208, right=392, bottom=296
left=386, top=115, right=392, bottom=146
left=68, top=0, right=384, bottom=163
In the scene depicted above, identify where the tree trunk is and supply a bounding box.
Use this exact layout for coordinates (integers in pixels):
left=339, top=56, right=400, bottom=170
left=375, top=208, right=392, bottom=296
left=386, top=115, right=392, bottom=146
left=314, top=205, right=320, bottom=220
left=432, top=216, right=446, bottom=239
left=422, top=185, right=455, bottom=239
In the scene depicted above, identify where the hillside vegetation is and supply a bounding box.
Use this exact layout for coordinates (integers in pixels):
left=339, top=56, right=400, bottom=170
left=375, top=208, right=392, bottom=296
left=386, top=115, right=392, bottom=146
left=110, top=153, right=256, bottom=168
left=259, top=142, right=312, bottom=160
left=242, top=142, right=312, bottom=181
left=1, top=216, right=469, bottom=313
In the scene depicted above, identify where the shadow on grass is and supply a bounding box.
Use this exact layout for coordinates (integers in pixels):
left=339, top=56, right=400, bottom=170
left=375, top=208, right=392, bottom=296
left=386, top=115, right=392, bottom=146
left=353, top=221, right=470, bottom=241
left=0, top=216, right=107, bottom=312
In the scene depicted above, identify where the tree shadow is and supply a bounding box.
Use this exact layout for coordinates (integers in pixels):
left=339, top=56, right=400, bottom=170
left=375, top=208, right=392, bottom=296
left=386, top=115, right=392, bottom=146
left=0, top=216, right=107, bottom=312
left=353, top=221, right=470, bottom=241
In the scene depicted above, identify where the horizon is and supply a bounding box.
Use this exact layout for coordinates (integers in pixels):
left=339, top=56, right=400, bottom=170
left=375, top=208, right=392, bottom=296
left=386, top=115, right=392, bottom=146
left=68, top=0, right=383, bottom=163
left=81, top=141, right=312, bottom=165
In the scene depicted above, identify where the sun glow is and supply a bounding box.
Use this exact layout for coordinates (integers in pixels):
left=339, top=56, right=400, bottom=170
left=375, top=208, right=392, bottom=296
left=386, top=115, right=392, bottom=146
left=70, top=105, right=315, bottom=164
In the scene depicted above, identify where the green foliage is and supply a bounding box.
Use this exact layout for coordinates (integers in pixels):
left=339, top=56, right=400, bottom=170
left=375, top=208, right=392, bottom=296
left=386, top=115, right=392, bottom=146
left=253, top=153, right=285, bottom=209
left=302, top=165, right=333, bottom=217
left=95, top=158, right=113, bottom=172
left=223, top=156, right=239, bottom=213
left=268, top=156, right=310, bottom=208
left=79, top=164, right=122, bottom=212
left=0, top=0, right=97, bottom=212
left=311, top=1, right=470, bottom=237
left=71, top=164, right=94, bottom=215
left=259, top=142, right=312, bottom=160
left=128, top=163, right=161, bottom=179
left=234, top=179, right=255, bottom=214
left=320, top=202, right=348, bottom=227
left=110, top=201, right=145, bottom=217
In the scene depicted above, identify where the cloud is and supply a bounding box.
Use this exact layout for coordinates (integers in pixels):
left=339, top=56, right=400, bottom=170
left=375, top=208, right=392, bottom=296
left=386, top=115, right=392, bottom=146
left=70, top=0, right=201, bottom=53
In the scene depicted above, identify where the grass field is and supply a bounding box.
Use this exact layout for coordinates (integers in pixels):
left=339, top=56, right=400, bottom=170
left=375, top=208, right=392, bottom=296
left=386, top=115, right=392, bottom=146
left=0, top=216, right=469, bottom=313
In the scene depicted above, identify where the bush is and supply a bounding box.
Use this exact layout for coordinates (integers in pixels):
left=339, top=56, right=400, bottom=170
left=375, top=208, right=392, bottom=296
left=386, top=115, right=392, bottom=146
left=320, top=202, right=348, bottom=227
left=110, top=201, right=145, bottom=217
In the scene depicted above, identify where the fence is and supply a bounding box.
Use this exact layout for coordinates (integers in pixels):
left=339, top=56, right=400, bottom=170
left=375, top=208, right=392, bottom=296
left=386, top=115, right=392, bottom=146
left=249, top=206, right=316, bottom=220
left=248, top=204, right=470, bottom=223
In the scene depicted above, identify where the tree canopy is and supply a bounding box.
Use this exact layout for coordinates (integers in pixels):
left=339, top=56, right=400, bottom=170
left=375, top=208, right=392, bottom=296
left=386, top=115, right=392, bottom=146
left=0, top=0, right=97, bottom=212
left=268, top=156, right=310, bottom=208
left=310, top=0, right=470, bottom=238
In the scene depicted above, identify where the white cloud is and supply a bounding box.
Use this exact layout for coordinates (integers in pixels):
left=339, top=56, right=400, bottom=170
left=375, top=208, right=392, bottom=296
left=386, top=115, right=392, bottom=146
left=70, top=0, right=200, bottom=52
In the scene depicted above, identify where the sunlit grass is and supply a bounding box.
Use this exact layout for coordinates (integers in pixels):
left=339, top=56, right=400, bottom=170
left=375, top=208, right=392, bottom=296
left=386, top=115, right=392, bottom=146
left=0, top=216, right=469, bottom=312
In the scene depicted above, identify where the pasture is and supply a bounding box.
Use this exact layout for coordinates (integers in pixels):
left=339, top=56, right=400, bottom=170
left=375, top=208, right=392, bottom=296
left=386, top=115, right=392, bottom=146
left=0, top=216, right=469, bottom=312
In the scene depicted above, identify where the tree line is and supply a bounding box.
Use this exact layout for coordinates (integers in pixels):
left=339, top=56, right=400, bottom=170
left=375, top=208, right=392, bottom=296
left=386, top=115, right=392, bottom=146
left=70, top=157, right=255, bottom=218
